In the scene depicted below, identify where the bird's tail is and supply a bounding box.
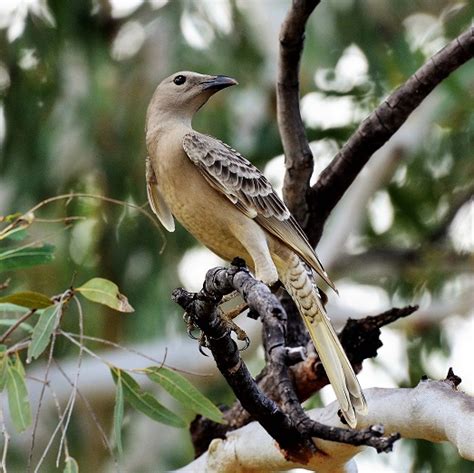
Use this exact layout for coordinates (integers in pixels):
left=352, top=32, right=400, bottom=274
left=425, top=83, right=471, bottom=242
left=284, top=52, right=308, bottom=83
left=275, top=253, right=367, bottom=428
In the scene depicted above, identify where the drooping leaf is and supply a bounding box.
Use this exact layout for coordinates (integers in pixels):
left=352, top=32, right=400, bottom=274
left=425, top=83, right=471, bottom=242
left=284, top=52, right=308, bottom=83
left=0, top=319, right=34, bottom=334
left=146, top=366, right=225, bottom=424
left=27, top=305, right=59, bottom=361
left=63, top=457, right=79, bottom=473
left=12, top=353, right=25, bottom=377
left=77, top=278, right=134, bottom=313
left=110, top=368, right=186, bottom=428
left=0, top=244, right=55, bottom=272
left=0, top=291, right=52, bottom=309
left=0, top=303, right=31, bottom=313
left=113, top=373, right=124, bottom=455
left=0, top=345, right=8, bottom=392
left=2, top=228, right=28, bottom=242
left=6, top=361, right=32, bottom=432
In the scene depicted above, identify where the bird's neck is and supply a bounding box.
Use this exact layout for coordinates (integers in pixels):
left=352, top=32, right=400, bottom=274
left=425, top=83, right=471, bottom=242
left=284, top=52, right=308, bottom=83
left=146, top=110, right=193, bottom=155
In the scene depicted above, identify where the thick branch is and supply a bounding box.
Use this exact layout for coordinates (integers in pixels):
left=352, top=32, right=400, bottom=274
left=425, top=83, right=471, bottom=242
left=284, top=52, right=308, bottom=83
left=174, top=262, right=399, bottom=461
left=178, top=372, right=474, bottom=473
left=172, top=263, right=313, bottom=462
left=308, top=27, right=474, bottom=245
left=205, top=305, right=417, bottom=436
left=278, top=0, right=320, bottom=224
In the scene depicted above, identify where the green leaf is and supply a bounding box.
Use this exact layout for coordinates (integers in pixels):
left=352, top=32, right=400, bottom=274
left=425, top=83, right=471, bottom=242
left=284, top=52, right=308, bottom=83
left=0, top=244, right=55, bottom=272
left=27, top=305, right=59, bottom=361
left=77, top=278, right=134, bottom=313
left=6, top=361, right=32, bottom=432
left=63, top=457, right=79, bottom=473
left=0, top=345, right=8, bottom=392
left=0, top=291, right=52, bottom=309
left=0, top=319, right=34, bottom=334
left=12, top=353, right=25, bottom=377
left=113, top=374, right=124, bottom=455
left=0, top=303, right=31, bottom=313
left=146, top=366, right=225, bottom=424
left=110, top=368, right=186, bottom=428
left=2, top=228, right=28, bottom=242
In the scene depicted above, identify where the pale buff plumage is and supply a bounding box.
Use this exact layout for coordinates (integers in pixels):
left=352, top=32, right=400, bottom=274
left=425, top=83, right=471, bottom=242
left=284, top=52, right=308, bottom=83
left=145, top=71, right=367, bottom=427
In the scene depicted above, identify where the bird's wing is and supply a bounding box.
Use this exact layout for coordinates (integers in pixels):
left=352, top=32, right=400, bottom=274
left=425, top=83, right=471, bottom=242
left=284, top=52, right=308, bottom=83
left=182, top=132, right=335, bottom=291
left=146, top=156, right=175, bottom=232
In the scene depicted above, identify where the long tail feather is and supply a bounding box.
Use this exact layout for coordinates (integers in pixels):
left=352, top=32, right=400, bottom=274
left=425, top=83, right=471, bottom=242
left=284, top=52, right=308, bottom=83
left=276, top=253, right=367, bottom=428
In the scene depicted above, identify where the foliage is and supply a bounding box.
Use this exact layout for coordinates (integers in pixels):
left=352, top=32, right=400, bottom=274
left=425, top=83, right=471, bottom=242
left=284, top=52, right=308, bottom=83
left=0, top=0, right=472, bottom=471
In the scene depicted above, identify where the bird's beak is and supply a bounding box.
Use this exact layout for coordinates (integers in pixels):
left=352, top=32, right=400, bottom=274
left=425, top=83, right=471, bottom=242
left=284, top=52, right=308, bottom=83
left=201, top=75, right=238, bottom=91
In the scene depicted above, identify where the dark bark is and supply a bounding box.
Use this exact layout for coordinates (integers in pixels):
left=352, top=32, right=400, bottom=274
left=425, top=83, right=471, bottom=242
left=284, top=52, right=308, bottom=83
left=278, top=0, right=320, bottom=226
left=174, top=261, right=404, bottom=460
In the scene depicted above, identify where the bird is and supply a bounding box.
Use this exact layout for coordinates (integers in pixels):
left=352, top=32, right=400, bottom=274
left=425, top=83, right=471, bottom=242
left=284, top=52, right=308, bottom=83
left=145, top=71, right=367, bottom=428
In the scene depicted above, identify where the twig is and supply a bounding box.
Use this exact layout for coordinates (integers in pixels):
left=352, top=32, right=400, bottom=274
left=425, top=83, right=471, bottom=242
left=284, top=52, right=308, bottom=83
left=308, top=27, right=474, bottom=245
left=47, top=383, right=71, bottom=461
left=0, top=310, right=36, bottom=344
left=53, top=360, right=118, bottom=467
left=277, top=0, right=320, bottom=225
left=56, top=297, right=84, bottom=467
left=28, top=293, right=68, bottom=472
left=0, top=192, right=166, bottom=253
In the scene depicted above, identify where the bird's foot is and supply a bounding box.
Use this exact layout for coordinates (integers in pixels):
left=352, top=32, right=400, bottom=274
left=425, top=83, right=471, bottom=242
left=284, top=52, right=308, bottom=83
left=219, top=308, right=250, bottom=351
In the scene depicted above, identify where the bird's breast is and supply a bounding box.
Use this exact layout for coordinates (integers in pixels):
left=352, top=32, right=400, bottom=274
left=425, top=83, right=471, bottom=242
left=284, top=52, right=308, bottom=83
left=152, top=148, right=250, bottom=262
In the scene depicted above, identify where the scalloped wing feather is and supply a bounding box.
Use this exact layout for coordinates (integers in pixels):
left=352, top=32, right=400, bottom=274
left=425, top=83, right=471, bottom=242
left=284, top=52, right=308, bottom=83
left=182, top=132, right=336, bottom=291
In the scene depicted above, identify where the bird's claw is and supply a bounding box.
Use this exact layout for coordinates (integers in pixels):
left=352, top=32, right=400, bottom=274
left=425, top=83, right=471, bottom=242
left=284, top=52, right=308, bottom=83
left=183, top=312, right=200, bottom=340
left=239, top=336, right=251, bottom=351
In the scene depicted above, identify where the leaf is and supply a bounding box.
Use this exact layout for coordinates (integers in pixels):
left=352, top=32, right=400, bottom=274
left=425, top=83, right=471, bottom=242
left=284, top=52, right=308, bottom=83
left=146, top=366, right=224, bottom=424
left=12, top=353, right=25, bottom=377
left=0, top=291, right=52, bottom=309
left=2, top=228, right=28, bottom=242
left=63, top=457, right=79, bottom=473
left=0, top=319, right=34, bottom=334
left=6, top=361, right=32, bottom=432
left=27, top=305, right=59, bottom=361
left=0, top=244, right=55, bottom=272
left=0, top=303, right=32, bottom=313
left=0, top=345, right=8, bottom=392
left=113, top=374, right=124, bottom=455
left=77, top=278, right=134, bottom=313
left=110, top=368, right=186, bottom=428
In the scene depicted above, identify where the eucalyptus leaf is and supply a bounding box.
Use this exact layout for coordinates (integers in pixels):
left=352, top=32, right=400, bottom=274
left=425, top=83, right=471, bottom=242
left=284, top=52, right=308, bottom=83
left=63, top=457, right=79, bottom=473
left=77, top=278, right=134, bottom=313
left=0, top=291, right=52, bottom=309
left=0, top=303, right=32, bottom=313
left=111, top=368, right=186, bottom=428
left=2, top=228, right=28, bottom=241
left=0, top=244, right=55, bottom=272
left=0, top=319, right=34, bottom=334
left=146, top=366, right=224, bottom=424
left=27, top=305, right=59, bottom=361
left=6, top=362, right=32, bottom=432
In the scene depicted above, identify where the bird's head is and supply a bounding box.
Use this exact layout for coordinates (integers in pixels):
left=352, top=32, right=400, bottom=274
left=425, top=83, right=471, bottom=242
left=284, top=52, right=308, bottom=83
left=146, top=71, right=238, bottom=132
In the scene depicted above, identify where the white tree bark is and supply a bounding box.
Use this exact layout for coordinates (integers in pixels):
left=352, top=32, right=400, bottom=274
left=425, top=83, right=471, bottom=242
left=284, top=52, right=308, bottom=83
left=176, top=378, right=474, bottom=473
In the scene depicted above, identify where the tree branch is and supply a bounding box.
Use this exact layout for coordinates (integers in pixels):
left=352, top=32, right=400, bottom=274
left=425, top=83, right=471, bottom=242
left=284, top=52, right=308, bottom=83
left=174, top=261, right=402, bottom=461
left=308, top=27, right=474, bottom=245
left=178, top=371, right=474, bottom=473
left=277, top=0, right=320, bottom=225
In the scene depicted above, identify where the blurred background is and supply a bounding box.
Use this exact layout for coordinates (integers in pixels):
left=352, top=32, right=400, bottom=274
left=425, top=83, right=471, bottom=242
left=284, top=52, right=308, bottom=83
left=0, top=0, right=473, bottom=471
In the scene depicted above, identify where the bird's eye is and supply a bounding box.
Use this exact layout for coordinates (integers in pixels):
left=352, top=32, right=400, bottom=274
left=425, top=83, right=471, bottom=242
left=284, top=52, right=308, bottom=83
left=173, top=75, right=186, bottom=85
